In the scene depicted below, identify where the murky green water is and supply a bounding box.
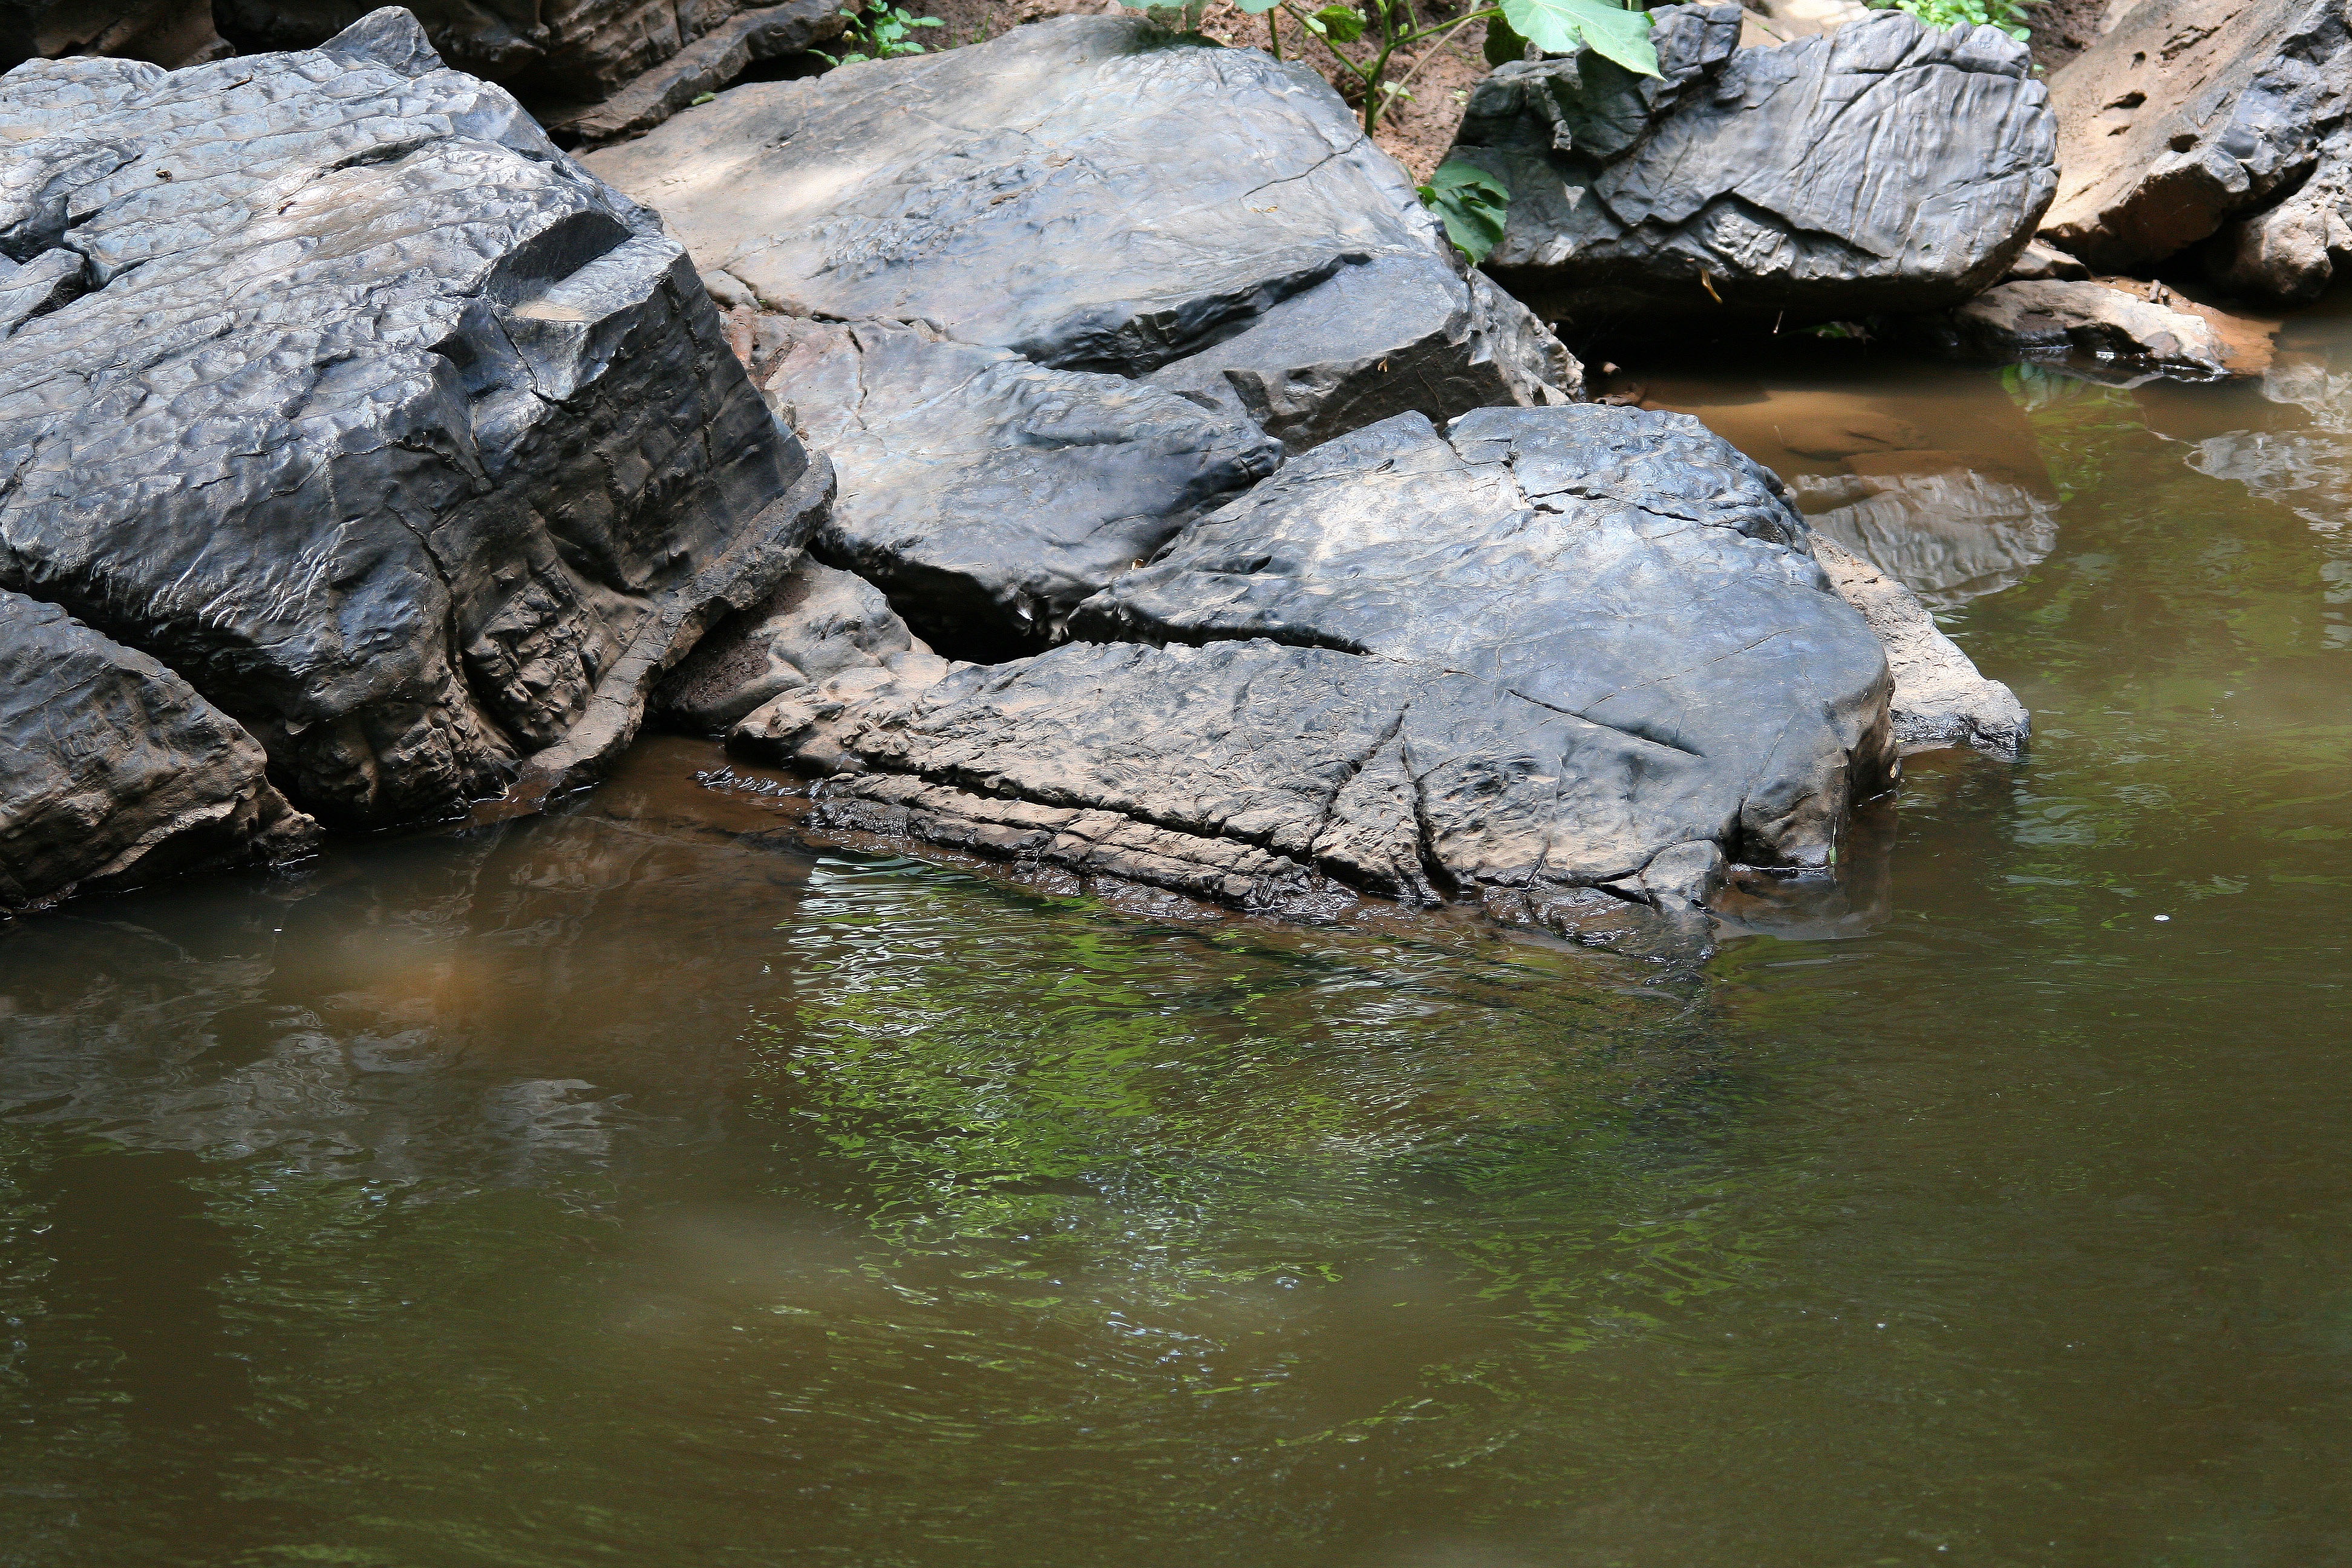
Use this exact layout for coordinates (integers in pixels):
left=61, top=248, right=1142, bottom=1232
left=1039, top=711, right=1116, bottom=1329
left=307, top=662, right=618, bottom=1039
left=4, top=304, right=2350, bottom=1567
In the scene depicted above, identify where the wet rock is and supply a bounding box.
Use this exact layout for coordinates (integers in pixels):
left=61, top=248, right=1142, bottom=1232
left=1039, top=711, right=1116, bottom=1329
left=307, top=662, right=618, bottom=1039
left=2041, top=0, right=2352, bottom=275
left=1789, top=463, right=2060, bottom=605
left=584, top=15, right=1576, bottom=434
left=1952, top=278, right=2232, bottom=379
left=655, top=558, right=953, bottom=773
left=1809, top=538, right=2030, bottom=754
left=725, top=315, right=1283, bottom=659
left=2004, top=239, right=2091, bottom=281
left=0, top=11, right=818, bottom=831
left=1, top=0, right=228, bottom=70
left=1449, top=6, right=2056, bottom=325
left=1073, top=407, right=1898, bottom=867
left=1, top=590, right=318, bottom=913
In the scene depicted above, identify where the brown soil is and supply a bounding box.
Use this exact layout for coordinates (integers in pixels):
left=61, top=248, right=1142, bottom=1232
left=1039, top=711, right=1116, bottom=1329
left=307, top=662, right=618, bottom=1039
left=2026, top=0, right=2106, bottom=76
left=898, top=0, right=1488, bottom=183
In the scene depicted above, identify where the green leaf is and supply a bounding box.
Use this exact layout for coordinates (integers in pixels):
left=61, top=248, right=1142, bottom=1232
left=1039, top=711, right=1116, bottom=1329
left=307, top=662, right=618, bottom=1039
left=911, top=13, right=944, bottom=21
left=1312, top=3, right=1367, bottom=41
left=1230, top=0, right=1282, bottom=11
left=1484, top=14, right=1531, bottom=65
left=1418, top=159, right=1511, bottom=265
left=1498, top=0, right=1658, bottom=75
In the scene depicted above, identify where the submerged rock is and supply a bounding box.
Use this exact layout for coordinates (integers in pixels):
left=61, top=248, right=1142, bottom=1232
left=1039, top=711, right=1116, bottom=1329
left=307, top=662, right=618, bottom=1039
left=2042, top=0, right=2352, bottom=279
left=1809, top=539, right=2030, bottom=754
left=584, top=15, right=1576, bottom=439
left=1449, top=5, right=2056, bottom=325
left=1, top=590, right=318, bottom=913
left=1790, top=464, right=2061, bottom=606
left=0, top=9, right=818, bottom=834
left=725, top=314, right=1282, bottom=659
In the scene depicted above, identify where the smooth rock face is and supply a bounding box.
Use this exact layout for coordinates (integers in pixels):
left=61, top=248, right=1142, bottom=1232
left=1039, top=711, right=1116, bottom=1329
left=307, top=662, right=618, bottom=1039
left=0, top=10, right=817, bottom=831
left=1809, top=538, right=2030, bottom=754
left=655, top=557, right=952, bottom=773
left=1, top=591, right=318, bottom=912
left=1450, top=6, right=2057, bottom=323
left=2043, top=0, right=2352, bottom=276
left=584, top=16, right=1576, bottom=422
left=726, top=313, right=1284, bottom=659
left=1952, top=279, right=2232, bottom=379
left=1075, top=407, right=1897, bottom=866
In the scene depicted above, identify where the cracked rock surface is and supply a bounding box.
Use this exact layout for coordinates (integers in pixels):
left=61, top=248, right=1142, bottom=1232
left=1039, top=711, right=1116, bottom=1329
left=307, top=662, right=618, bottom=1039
left=2045, top=0, right=2352, bottom=284
left=1950, top=278, right=2233, bottom=379
left=0, top=8, right=817, bottom=849
left=1, top=589, right=318, bottom=912
left=743, top=405, right=1958, bottom=934
left=1074, top=407, right=1898, bottom=869
left=1450, top=5, right=2057, bottom=324
left=585, top=15, right=1577, bottom=429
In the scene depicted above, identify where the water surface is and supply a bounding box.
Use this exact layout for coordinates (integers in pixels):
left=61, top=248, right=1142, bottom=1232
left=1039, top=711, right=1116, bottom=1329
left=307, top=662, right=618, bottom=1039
left=3, top=307, right=2349, bottom=1567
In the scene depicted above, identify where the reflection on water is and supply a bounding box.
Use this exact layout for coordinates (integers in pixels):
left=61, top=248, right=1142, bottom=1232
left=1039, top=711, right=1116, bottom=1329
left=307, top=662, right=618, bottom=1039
left=3, top=319, right=2351, bottom=1566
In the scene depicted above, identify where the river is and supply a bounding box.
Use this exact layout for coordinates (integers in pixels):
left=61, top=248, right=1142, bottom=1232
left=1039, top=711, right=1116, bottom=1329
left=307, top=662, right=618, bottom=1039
left=2, top=299, right=2347, bottom=1566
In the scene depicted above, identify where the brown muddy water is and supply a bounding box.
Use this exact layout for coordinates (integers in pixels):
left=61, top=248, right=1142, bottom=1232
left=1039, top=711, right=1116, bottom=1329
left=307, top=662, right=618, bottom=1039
left=4, top=303, right=2350, bottom=1568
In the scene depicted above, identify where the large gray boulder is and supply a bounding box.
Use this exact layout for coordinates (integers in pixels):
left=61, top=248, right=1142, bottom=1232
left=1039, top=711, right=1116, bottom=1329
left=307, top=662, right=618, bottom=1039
left=1, top=590, right=318, bottom=913
left=722, top=406, right=2032, bottom=930
left=585, top=15, right=1578, bottom=431
left=1073, top=407, right=1896, bottom=867
left=1449, top=5, right=2057, bottom=325
left=727, top=313, right=1282, bottom=659
left=2043, top=0, right=2352, bottom=283
left=0, top=10, right=821, bottom=834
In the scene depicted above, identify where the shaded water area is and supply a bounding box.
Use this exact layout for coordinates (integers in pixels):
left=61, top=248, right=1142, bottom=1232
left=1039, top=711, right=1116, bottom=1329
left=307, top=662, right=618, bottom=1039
left=5, top=304, right=2351, bottom=1568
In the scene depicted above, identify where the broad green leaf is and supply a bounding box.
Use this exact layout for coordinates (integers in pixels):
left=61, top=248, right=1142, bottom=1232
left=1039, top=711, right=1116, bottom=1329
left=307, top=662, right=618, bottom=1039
left=1484, top=13, right=1531, bottom=65
left=1313, top=3, right=1367, bottom=41
left=1418, top=159, right=1511, bottom=265
left=1230, top=0, right=1282, bottom=12
left=1499, top=0, right=1658, bottom=75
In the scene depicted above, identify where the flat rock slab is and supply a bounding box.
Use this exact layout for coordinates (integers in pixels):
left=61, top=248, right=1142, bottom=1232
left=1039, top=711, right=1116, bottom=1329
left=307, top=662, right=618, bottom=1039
left=1, top=590, right=316, bottom=912
left=1451, top=5, right=2056, bottom=324
left=817, top=636, right=1759, bottom=923
left=2043, top=0, right=2352, bottom=278
left=586, top=15, right=1575, bottom=420
left=1076, top=407, right=1896, bottom=867
left=727, top=313, right=1282, bottom=658
left=1951, top=278, right=2234, bottom=379
left=0, top=9, right=815, bottom=831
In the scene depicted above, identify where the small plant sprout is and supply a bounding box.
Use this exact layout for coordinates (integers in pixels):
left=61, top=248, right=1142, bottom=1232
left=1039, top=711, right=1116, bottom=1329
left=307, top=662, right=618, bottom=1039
left=816, top=0, right=946, bottom=67
left=1119, top=0, right=1659, bottom=135
left=1866, top=0, right=2036, bottom=42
